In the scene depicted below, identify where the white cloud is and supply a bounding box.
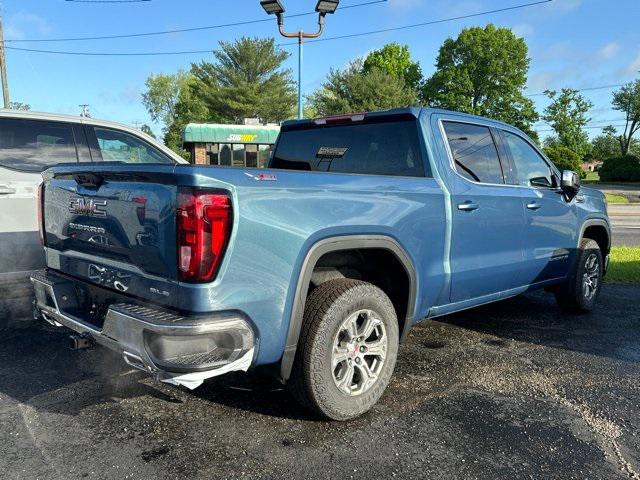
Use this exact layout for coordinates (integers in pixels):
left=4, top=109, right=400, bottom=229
left=528, top=72, right=555, bottom=92
left=624, top=53, right=640, bottom=75
left=596, top=42, right=620, bottom=61
left=5, top=12, right=52, bottom=40
left=512, top=23, right=534, bottom=38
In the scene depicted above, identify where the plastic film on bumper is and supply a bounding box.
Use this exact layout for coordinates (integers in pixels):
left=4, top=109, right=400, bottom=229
left=160, top=347, right=255, bottom=389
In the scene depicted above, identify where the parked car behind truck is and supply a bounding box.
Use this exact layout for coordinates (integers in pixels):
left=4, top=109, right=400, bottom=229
left=0, top=110, right=185, bottom=328
left=31, top=108, right=610, bottom=420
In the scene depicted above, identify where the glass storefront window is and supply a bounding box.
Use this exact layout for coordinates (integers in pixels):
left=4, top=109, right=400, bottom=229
left=258, top=145, right=272, bottom=168
left=206, top=143, right=219, bottom=165
left=219, top=144, right=232, bottom=166
left=232, top=144, right=245, bottom=167
left=245, top=144, right=257, bottom=168
left=198, top=142, right=274, bottom=168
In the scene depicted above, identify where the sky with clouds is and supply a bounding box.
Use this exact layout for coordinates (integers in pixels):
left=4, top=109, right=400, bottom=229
left=3, top=0, right=639, bottom=138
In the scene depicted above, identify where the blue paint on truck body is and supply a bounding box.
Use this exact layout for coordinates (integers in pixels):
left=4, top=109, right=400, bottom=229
left=39, top=108, right=610, bottom=369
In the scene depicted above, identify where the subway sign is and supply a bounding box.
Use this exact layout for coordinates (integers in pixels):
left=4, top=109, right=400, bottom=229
left=227, top=134, right=258, bottom=142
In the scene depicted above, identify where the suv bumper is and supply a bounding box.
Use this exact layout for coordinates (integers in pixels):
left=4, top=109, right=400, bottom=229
left=31, top=270, right=255, bottom=389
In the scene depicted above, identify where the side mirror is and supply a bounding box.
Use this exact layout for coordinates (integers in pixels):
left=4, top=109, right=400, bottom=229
left=561, top=170, right=581, bottom=197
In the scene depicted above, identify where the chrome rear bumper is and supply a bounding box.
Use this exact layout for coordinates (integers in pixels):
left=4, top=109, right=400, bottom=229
left=31, top=270, right=255, bottom=389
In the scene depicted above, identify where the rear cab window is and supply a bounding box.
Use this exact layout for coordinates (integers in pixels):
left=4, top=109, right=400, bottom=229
left=270, top=115, right=427, bottom=177
left=88, top=126, right=175, bottom=164
left=0, top=118, right=78, bottom=172
left=442, top=121, right=505, bottom=184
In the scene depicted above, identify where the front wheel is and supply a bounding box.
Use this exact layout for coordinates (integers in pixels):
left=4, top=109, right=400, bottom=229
left=554, top=238, right=603, bottom=312
left=289, top=279, right=399, bottom=421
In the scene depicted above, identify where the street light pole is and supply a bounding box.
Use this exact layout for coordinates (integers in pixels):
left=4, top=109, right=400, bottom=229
left=276, top=14, right=324, bottom=119
left=298, top=35, right=302, bottom=119
left=261, top=0, right=338, bottom=120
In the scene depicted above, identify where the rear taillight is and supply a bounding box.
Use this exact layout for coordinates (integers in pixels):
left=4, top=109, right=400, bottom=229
left=177, top=189, right=232, bottom=283
left=36, top=182, right=45, bottom=245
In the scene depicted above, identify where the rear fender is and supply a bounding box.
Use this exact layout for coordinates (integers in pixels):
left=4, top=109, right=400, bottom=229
left=279, top=235, right=417, bottom=381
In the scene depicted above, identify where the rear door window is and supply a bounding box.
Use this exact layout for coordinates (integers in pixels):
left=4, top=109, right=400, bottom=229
left=0, top=118, right=78, bottom=172
left=442, top=121, right=505, bottom=184
left=90, top=127, right=174, bottom=164
left=271, top=119, right=426, bottom=177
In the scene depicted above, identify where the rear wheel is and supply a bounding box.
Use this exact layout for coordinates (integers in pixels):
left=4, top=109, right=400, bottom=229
left=554, top=238, right=603, bottom=312
left=289, top=279, right=399, bottom=420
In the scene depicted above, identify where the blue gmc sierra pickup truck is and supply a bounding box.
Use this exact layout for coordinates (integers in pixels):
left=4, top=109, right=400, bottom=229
left=32, top=108, right=610, bottom=420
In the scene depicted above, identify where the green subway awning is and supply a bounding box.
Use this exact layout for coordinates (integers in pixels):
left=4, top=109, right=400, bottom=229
left=183, top=123, right=280, bottom=144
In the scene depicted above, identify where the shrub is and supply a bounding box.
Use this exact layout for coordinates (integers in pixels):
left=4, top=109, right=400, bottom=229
left=599, top=155, right=640, bottom=182
left=543, top=146, right=585, bottom=178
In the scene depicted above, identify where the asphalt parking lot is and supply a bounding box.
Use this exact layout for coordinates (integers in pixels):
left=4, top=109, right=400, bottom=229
left=1, top=284, right=639, bottom=480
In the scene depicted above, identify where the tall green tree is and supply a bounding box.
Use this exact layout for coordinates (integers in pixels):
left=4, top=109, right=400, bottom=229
left=139, top=124, right=156, bottom=138
left=307, top=60, right=417, bottom=115
left=422, top=24, right=538, bottom=135
left=164, top=76, right=210, bottom=156
left=590, top=133, right=622, bottom=161
left=596, top=126, right=640, bottom=159
left=191, top=37, right=296, bottom=123
left=142, top=71, right=209, bottom=157
left=362, top=43, right=422, bottom=91
left=542, top=88, right=593, bottom=158
left=544, top=145, right=585, bottom=178
left=610, top=79, right=640, bottom=155
left=142, top=71, right=191, bottom=127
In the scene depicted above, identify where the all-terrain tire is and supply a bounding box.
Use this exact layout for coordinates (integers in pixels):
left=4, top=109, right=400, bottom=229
left=289, top=279, right=399, bottom=421
left=554, top=238, right=603, bottom=313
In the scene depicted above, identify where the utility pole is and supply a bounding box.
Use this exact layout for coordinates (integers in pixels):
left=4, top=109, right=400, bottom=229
left=79, top=104, right=90, bottom=117
left=0, top=13, right=10, bottom=109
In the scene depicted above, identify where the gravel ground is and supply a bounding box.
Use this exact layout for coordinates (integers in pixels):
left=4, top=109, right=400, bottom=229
left=1, top=284, right=639, bottom=480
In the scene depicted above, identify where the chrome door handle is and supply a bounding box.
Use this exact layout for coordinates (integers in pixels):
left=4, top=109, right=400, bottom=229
left=457, top=201, right=479, bottom=211
left=0, top=185, right=16, bottom=195
left=526, top=202, right=542, bottom=211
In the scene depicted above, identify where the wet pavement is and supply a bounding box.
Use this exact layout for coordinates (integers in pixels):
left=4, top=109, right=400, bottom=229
left=1, top=284, right=639, bottom=480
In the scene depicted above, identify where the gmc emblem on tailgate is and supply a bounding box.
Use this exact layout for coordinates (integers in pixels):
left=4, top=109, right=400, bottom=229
left=68, top=197, right=107, bottom=217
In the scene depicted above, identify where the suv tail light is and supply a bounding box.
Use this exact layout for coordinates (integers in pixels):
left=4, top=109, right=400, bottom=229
left=36, top=182, right=45, bottom=245
left=177, top=189, right=232, bottom=283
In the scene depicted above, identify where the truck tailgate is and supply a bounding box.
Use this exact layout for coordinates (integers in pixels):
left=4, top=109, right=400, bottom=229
left=42, top=165, right=180, bottom=306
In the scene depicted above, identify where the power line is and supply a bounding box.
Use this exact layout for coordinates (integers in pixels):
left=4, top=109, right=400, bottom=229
left=298, top=0, right=552, bottom=46
left=534, top=115, right=626, bottom=126
left=4, top=0, right=552, bottom=56
left=527, top=83, right=624, bottom=97
left=537, top=124, right=627, bottom=132
left=4, top=0, right=386, bottom=43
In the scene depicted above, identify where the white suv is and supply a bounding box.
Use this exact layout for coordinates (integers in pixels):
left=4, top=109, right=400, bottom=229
left=0, top=110, right=186, bottom=327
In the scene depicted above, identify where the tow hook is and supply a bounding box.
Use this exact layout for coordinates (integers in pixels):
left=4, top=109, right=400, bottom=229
left=69, top=334, right=94, bottom=350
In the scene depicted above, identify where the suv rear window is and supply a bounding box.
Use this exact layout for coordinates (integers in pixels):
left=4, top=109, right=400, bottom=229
left=271, top=120, right=426, bottom=177
left=0, top=118, right=77, bottom=172
left=92, top=127, right=174, bottom=164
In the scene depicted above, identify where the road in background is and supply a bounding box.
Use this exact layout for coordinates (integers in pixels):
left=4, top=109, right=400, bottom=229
left=588, top=184, right=640, bottom=246
left=608, top=204, right=640, bottom=246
